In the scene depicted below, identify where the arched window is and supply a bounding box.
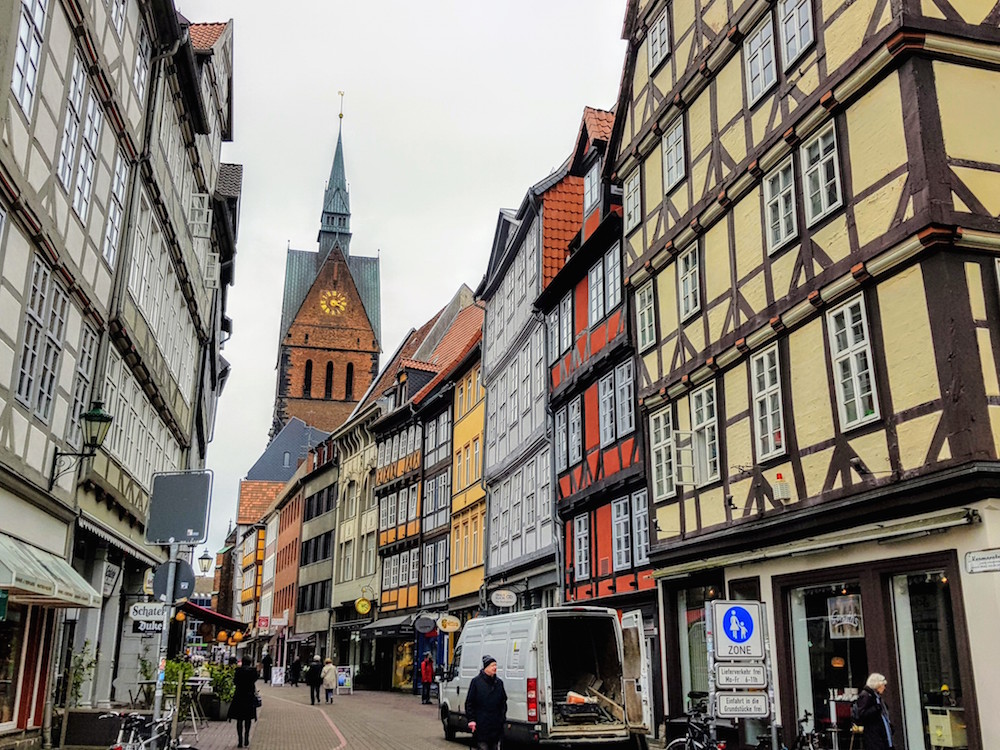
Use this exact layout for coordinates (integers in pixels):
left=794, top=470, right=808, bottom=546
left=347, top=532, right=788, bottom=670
left=345, top=362, right=355, bottom=400
left=325, top=362, right=334, bottom=399
left=283, top=451, right=290, bottom=468
left=303, top=359, right=313, bottom=398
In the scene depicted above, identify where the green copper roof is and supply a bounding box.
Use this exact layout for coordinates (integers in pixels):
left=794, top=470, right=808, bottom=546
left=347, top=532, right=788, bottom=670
left=348, top=254, right=381, bottom=346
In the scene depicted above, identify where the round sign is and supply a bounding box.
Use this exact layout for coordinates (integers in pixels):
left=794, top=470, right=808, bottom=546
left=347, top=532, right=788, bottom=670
left=490, top=589, right=517, bottom=608
left=722, top=606, right=754, bottom=644
left=153, top=560, right=196, bottom=602
left=354, top=597, right=371, bottom=615
left=414, top=614, right=437, bottom=634
left=437, top=615, right=461, bottom=633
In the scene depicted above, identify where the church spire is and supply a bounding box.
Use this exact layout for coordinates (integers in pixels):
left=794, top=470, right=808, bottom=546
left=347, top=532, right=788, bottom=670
left=318, top=92, right=351, bottom=260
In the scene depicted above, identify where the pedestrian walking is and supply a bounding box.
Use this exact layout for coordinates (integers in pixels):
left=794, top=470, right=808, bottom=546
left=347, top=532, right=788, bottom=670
left=420, top=653, right=435, bottom=704
left=855, top=673, right=895, bottom=749
left=321, top=658, right=336, bottom=704
left=227, top=655, right=259, bottom=748
left=260, top=651, right=272, bottom=684
left=305, top=654, right=323, bottom=705
left=465, top=654, right=507, bottom=750
left=289, top=656, right=301, bottom=686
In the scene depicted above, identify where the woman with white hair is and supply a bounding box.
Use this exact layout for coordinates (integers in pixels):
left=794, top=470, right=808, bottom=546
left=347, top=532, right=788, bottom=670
left=855, top=673, right=894, bottom=749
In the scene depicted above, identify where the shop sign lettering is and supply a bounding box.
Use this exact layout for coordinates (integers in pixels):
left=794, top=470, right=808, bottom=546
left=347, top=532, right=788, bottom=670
left=716, top=692, right=770, bottom=718
left=966, top=549, right=1000, bottom=573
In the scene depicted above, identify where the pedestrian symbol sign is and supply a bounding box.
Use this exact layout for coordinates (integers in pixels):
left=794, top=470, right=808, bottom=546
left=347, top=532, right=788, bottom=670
left=712, top=600, right=764, bottom=660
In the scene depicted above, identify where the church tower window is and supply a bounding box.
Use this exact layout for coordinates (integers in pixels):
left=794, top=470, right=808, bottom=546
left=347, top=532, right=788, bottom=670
left=346, top=363, right=355, bottom=400
left=325, top=362, right=334, bottom=399
left=304, top=359, right=313, bottom=398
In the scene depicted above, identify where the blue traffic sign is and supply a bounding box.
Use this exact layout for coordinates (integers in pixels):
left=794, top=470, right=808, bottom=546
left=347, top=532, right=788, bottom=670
left=723, top=606, right=754, bottom=643
left=712, top=600, right=765, bottom=660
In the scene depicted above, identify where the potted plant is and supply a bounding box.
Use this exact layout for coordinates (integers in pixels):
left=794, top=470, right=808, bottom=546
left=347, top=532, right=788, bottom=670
left=206, top=664, right=236, bottom=720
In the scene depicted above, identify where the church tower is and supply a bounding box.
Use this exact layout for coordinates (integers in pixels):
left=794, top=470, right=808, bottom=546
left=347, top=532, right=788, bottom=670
left=272, top=106, right=381, bottom=438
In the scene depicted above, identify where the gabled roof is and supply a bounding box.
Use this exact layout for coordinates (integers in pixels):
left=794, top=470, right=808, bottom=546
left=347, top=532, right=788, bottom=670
left=237, top=480, right=284, bottom=525
left=583, top=107, right=615, bottom=144
left=355, top=310, right=444, bottom=413
left=541, top=176, right=584, bottom=288
left=247, top=417, right=327, bottom=482
left=189, top=22, right=227, bottom=51
left=216, top=163, right=243, bottom=199
left=413, top=327, right=483, bottom=407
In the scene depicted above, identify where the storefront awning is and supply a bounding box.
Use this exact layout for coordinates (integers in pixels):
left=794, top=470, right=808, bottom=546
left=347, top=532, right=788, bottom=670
left=359, top=613, right=414, bottom=639
left=653, top=508, right=978, bottom=580
left=330, top=618, right=372, bottom=631
left=0, top=532, right=100, bottom=608
left=178, top=599, right=249, bottom=632
left=77, top=514, right=161, bottom=568
left=286, top=632, right=315, bottom=643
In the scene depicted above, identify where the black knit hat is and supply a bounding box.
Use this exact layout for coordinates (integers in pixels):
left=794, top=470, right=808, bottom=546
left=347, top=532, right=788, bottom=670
left=482, top=654, right=497, bottom=669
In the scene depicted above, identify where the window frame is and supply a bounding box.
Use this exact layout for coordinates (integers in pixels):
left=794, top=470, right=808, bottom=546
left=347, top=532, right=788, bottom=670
left=765, top=155, right=798, bottom=253
left=678, top=245, right=700, bottom=321
left=779, top=0, right=815, bottom=69
left=559, top=292, right=573, bottom=353
left=691, top=382, right=720, bottom=486
left=583, top=161, right=601, bottom=213
left=624, top=170, right=641, bottom=234
left=574, top=513, right=590, bottom=580
left=632, top=489, right=650, bottom=565
left=612, top=497, right=632, bottom=572
left=744, top=13, right=778, bottom=105
left=649, top=406, right=676, bottom=502
left=615, top=360, right=635, bottom=438
left=589, top=260, right=606, bottom=327
left=827, top=294, right=881, bottom=430
left=801, top=123, right=843, bottom=226
left=662, top=117, right=686, bottom=193
left=568, top=396, right=583, bottom=466
left=751, top=344, right=786, bottom=461
left=636, top=281, right=657, bottom=352
left=599, top=372, right=616, bottom=448
left=648, top=9, right=670, bottom=73
left=605, top=243, right=622, bottom=312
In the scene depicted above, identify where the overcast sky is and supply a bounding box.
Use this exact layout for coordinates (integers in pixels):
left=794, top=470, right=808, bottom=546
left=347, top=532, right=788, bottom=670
left=192, top=1, right=629, bottom=554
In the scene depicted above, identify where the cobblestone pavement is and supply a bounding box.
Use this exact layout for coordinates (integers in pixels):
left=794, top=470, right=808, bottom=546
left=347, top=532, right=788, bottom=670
left=181, top=683, right=466, bottom=750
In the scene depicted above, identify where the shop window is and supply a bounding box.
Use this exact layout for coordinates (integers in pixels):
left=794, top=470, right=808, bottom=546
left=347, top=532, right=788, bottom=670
left=892, top=571, right=964, bottom=750
left=676, top=582, right=723, bottom=704
left=789, top=581, right=868, bottom=738
left=0, top=604, right=25, bottom=727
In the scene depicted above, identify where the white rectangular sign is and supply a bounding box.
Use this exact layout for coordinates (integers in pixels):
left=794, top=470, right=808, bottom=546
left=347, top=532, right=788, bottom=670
left=966, top=549, right=1000, bottom=573
left=716, top=692, right=770, bottom=718
left=129, top=602, right=168, bottom=621
left=716, top=663, right=767, bottom=688
left=712, top=600, right=764, bottom=660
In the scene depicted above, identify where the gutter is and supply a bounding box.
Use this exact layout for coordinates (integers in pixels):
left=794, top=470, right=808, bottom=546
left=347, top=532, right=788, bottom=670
left=148, top=0, right=210, bottom=134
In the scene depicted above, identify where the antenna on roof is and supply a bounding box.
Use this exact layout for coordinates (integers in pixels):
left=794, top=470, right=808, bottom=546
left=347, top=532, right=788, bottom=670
left=338, top=90, right=345, bottom=120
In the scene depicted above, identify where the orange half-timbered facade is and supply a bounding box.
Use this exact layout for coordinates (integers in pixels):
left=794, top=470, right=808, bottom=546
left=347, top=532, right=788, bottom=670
left=611, top=1, right=1000, bottom=748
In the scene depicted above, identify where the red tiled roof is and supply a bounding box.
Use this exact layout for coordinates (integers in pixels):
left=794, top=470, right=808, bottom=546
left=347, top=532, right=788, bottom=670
left=541, top=176, right=584, bottom=288
left=428, top=305, right=484, bottom=367
left=237, top=480, right=284, bottom=525
left=400, top=358, right=438, bottom=373
left=583, top=106, right=615, bottom=144
left=189, top=22, right=226, bottom=51
left=413, top=329, right=482, bottom=406
left=360, top=310, right=444, bottom=410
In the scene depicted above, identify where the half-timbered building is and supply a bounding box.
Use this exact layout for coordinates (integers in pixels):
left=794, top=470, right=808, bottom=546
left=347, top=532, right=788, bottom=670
left=611, top=1, right=999, bottom=747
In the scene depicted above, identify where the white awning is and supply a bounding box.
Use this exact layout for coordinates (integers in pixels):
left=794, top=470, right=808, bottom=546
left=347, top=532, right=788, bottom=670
left=653, top=508, right=978, bottom=580
left=77, top=514, right=161, bottom=568
left=0, top=532, right=101, bottom=608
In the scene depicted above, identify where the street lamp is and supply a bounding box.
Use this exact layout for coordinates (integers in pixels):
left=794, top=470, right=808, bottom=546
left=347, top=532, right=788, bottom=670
left=48, top=400, right=113, bottom=490
left=198, top=549, right=213, bottom=575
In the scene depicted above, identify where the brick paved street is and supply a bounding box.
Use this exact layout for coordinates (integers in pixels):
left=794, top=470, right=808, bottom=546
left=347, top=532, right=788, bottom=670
left=181, top=684, right=464, bottom=750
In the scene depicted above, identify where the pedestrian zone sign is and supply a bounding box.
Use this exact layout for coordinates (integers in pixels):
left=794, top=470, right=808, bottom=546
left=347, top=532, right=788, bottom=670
left=712, top=600, right=764, bottom=660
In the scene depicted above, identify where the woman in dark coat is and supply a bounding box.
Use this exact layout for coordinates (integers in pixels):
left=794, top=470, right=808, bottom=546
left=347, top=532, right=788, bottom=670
left=228, top=655, right=259, bottom=748
left=856, top=672, right=894, bottom=750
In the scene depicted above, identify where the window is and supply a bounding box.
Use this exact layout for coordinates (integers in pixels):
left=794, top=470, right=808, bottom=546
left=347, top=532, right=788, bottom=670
left=745, top=15, right=777, bottom=103
left=678, top=245, right=700, bottom=320
left=340, top=540, right=354, bottom=581
left=390, top=555, right=399, bottom=588
left=16, top=257, right=69, bottom=421
left=648, top=9, right=669, bottom=72
left=605, top=244, right=622, bottom=311
left=568, top=397, right=583, bottom=466
left=624, top=170, right=641, bottom=233
left=662, top=119, right=686, bottom=192
left=828, top=295, right=879, bottom=428
left=612, top=498, right=631, bottom=571
left=408, top=484, right=418, bottom=520
left=345, top=362, right=354, bottom=400
left=765, top=156, right=797, bottom=252
left=615, top=360, right=635, bottom=437
left=632, top=489, right=650, bottom=564
left=423, top=543, right=434, bottom=587
left=574, top=514, right=590, bottom=580
left=555, top=407, right=568, bottom=472
left=134, top=24, right=150, bottom=101
left=12, top=0, right=48, bottom=115
left=68, top=323, right=98, bottom=447
left=103, top=152, right=129, bottom=265
left=473, top=439, right=480, bottom=479
left=691, top=382, right=720, bottom=484
left=559, top=292, right=573, bottom=353
left=345, top=481, right=358, bottom=518
left=802, top=125, right=842, bottom=225
left=110, top=0, right=126, bottom=36
left=73, top=91, right=102, bottom=220
left=325, top=362, right=333, bottom=399
left=589, top=261, right=606, bottom=326
left=57, top=54, right=86, bottom=189
left=751, top=345, right=785, bottom=459
left=457, top=383, right=464, bottom=418
left=780, top=0, right=814, bottom=66
left=387, top=492, right=397, bottom=527
left=436, top=538, right=448, bottom=583
left=303, top=359, right=313, bottom=397
left=599, top=373, right=616, bottom=447
left=636, top=281, right=656, bottom=351
left=650, top=407, right=675, bottom=501
left=584, top=162, right=600, bottom=213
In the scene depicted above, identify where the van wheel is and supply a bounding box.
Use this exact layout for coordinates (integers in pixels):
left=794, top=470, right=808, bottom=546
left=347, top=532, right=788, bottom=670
left=441, top=710, right=456, bottom=741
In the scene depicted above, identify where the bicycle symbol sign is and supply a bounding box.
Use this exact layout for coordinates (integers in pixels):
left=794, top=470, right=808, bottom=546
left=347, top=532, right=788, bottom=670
left=723, top=606, right=753, bottom=643
left=712, top=600, right=764, bottom=660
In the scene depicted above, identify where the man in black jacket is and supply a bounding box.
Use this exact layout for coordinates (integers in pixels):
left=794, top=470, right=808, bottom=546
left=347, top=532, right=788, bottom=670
left=465, top=654, right=507, bottom=750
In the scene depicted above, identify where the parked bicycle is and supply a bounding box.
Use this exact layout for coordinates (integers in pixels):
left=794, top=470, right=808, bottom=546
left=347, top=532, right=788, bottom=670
left=100, top=710, right=197, bottom=750
left=754, top=711, right=824, bottom=750
left=665, top=692, right=728, bottom=750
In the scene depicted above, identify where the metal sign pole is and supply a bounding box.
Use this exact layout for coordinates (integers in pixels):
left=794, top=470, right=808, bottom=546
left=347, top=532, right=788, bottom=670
left=705, top=602, right=717, bottom=744
left=152, top=542, right=178, bottom=721
left=762, top=608, right=779, bottom=750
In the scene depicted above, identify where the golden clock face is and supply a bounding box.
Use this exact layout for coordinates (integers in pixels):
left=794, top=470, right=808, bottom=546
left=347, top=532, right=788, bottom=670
left=319, top=289, right=347, bottom=316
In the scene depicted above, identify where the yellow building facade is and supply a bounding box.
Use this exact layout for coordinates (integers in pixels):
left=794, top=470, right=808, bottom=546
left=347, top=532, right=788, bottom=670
left=611, top=1, right=998, bottom=748
left=449, top=345, right=487, bottom=621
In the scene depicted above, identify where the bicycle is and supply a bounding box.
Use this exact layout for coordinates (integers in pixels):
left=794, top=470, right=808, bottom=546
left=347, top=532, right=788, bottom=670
left=665, top=692, right=728, bottom=750
left=100, top=710, right=197, bottom=750
left=754, top=711, right=824, bottom=750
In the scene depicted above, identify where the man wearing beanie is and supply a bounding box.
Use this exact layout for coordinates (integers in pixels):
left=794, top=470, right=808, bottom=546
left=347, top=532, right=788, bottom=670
left=465, top=654, right=507, bottom=749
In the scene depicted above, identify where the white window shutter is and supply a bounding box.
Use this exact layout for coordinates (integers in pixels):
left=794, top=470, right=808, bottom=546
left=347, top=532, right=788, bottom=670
left=190, top=193, right=213, bottom=238
left=672, top=429, right=698, bottom=487
left=204, top=252, right=220, bottom=289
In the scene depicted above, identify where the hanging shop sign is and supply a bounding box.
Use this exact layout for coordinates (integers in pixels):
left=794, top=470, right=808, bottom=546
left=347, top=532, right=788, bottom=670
left=130, top=602, right=169, bottom=621
left=414, top=614, right=438, bottom=634
left=966, top=549, right=1000, bottom=573
left=490, top=589, right=517, bottom=608
left=437, top=614, right=461, bottom=633
left=827, top=595, right=864, bottom=639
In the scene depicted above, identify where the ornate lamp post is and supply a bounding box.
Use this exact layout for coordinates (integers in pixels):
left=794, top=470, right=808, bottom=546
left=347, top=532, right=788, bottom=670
left=48, top=400, right=113, bottom=490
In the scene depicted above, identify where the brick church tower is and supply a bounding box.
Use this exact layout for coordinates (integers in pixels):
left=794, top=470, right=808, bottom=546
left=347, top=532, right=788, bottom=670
left=272, top=116, right=380, bottom=436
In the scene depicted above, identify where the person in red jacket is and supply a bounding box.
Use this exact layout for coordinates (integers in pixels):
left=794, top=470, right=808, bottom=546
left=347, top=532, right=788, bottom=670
left=420, top=653, right=435, bottom=704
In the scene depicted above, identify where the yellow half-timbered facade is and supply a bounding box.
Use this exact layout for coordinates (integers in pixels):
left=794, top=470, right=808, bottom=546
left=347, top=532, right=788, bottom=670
left=612, top=1, right=999, bottom=748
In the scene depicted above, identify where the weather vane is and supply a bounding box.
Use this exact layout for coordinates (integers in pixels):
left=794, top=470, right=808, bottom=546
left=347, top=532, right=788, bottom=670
left=338, top=90, right=345, bottom=120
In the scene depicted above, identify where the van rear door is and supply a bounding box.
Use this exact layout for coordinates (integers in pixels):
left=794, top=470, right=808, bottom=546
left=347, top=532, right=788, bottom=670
left=621, top=610, right=651, bottom=733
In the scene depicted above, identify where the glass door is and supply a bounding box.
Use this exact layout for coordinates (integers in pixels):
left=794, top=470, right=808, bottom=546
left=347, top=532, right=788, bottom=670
left=891, top=571, right=965, bottom=750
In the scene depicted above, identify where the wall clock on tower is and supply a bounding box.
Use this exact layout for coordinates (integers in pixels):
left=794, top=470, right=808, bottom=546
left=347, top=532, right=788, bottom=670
left=319, top=289, right=347, bottom=316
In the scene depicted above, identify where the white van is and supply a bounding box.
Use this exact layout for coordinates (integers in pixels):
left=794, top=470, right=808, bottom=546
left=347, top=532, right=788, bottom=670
left=439, top=606, right=650, bottom=746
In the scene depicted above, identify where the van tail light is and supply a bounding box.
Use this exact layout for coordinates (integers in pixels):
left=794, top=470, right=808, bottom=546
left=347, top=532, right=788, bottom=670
left=526, top=677, right=538, bottom=722
left=716, top=742, right=727, bottom=750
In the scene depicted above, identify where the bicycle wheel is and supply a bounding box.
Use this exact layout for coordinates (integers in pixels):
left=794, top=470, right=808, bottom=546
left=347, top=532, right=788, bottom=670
left=666, top=738, right=702, bottom=750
